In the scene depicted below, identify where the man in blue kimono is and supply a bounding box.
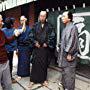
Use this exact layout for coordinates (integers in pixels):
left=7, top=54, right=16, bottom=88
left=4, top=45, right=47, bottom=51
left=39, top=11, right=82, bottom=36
left=58, top=11, right=79, bottom=90
left=16, top=16, right=32, bottom=80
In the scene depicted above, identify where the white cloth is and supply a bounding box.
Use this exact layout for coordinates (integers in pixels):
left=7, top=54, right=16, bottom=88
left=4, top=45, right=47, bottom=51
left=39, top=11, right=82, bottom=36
left=14, top=29, right=23, bottom=37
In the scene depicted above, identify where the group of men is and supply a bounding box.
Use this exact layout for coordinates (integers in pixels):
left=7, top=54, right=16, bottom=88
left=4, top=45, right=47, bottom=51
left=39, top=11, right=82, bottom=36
left=0, top=10, right=79, bottom=90
left=0, top=14, right=26, bottom=90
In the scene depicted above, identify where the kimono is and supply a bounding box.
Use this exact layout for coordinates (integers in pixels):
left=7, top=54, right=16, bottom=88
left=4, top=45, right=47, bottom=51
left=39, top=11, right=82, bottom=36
left=17, top=25, right=32, bottom=77
left=30, top=22, right=56, bottom=83
left=58, top=22, right=79, bottom=90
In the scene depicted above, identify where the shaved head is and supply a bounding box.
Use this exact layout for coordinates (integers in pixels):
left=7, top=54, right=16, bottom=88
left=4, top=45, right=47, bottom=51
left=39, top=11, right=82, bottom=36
left=40, top=11, right=47, bottom=16
left=20, top=16, right=26, bottom=21
left=39, top=11, right=47, bottom=23
left=20, top=15, right=27, bottom=25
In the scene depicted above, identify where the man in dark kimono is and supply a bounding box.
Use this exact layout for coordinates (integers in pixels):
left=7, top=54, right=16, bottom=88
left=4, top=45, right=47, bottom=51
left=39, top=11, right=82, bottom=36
left=29, top=11, right=56, bottom=87
left=58, top=11, right=79, bottom=90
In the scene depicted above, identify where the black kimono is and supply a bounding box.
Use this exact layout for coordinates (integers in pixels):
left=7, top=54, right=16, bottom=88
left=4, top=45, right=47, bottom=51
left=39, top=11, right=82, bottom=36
left=30, top=22, right=56, bottom=83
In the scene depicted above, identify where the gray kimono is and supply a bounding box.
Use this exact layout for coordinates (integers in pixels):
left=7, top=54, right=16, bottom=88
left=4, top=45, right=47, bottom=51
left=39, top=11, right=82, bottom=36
left=58, top=22, right=79, bottom=67
left=58, top=22, right=79, bottom=90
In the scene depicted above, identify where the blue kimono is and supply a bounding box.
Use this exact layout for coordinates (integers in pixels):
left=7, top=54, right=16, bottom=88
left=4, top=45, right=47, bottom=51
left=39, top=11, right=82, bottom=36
left=17, top=26, right=32, bottom=77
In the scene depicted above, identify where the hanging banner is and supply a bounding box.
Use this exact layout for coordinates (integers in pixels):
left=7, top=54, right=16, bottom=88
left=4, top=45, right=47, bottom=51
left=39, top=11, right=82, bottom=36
left=47, top=7, right=90, bottom=65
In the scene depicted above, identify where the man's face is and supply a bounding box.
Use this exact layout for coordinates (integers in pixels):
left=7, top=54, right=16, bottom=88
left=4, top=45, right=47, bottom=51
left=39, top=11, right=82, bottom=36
left=39, top=11, right=47, bottom=23
left=0, top=15, right=3, bottom=29
left=61, top=12, right=70, bottom=24
left=20, top=16, right=26, bottom=25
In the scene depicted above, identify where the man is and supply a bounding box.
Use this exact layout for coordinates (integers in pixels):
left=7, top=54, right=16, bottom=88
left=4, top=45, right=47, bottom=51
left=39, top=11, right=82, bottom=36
left=29, top=11, right=56, bottom=88
left=2, top=17, right=17, bottom=83
left=16, top=16, right=32, bottom=80
left=58, top=11, right=79, bottom=90
left=0, top=14, right=26, bottom=90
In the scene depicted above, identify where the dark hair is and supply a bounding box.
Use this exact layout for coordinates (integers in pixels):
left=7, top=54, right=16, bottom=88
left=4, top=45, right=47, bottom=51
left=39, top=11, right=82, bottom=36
left=39, top=11, right=48, bottom=19
left=10, top=18, right=15, bottom=24
left=68, top=11, right=73, bottom=22
left=5, top=17, right=15, bottom=29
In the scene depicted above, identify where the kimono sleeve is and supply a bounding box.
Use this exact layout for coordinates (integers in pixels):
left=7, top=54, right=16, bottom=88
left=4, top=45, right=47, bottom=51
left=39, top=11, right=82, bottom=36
left=65, top=26, right=78, bottom=55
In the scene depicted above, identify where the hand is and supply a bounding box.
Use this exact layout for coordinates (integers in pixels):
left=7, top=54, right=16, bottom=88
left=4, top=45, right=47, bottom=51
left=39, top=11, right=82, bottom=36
left=67, top=54, right=73, bottom=61
left=22, top=18, right=27, bottom=32
left=35, top=42, right=40, bottom=48
left=16, top=50, right=19, bottom=56
left=23, top=18, right=27, bottom=24
left=24, top=18, right=27, bottom=22
left=43, top=43, right=47, bottom=47
left=14, top=29, right=20, bottom=37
